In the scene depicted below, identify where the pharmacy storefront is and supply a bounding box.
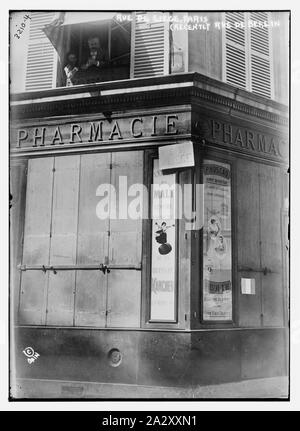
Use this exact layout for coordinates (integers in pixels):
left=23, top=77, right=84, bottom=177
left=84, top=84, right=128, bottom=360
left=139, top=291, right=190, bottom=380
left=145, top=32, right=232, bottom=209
left=10, top=73, right=289, bottom=397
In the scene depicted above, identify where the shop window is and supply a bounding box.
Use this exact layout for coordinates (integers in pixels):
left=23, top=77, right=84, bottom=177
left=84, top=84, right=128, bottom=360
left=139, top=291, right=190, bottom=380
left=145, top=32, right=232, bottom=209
left=224, top=11, right=273, bottom=99
left=202, top=160, right=233, bottom=321
left=150, top=159, right=177, bottom=322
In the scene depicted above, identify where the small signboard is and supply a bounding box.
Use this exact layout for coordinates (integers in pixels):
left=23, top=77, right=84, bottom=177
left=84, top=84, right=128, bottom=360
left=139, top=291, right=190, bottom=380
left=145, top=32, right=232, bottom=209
left=241, top=278, right=256, bottom=295
left=159, top=141, right=194, bottom=171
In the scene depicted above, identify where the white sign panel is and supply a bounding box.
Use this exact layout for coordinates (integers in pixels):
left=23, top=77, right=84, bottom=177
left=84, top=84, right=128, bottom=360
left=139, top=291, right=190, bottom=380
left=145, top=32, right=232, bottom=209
left=241, top=278, right=256, bottom=295
left=159, top=141, right=194, bottom=171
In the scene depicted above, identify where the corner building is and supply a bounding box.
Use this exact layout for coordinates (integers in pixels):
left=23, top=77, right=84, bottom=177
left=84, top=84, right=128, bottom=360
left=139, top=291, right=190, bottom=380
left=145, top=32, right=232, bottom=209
left=10, top=11, right=289, bottom=398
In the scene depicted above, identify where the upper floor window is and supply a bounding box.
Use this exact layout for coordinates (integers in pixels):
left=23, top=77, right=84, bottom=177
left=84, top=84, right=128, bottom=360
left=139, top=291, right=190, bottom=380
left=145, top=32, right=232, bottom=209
left=24, top=12, right=171, bottom=90
left=19, top=11, right=278, bottom=97
left=223, top=11, right=273, bottom=98
left=46, top=12, right=131, bottom=86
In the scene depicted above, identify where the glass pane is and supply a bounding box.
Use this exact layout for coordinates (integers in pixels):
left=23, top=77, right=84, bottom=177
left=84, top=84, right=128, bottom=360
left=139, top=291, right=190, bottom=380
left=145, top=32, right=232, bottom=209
left=150, top=159, right=177, bottom=321
left=202, top=160, right=232, bottom=321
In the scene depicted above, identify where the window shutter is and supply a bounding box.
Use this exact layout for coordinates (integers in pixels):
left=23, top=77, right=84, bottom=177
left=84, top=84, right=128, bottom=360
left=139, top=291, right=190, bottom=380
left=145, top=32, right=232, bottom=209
left=25, top=12, right=57, bottom=91
left=224, top=12, right=247, bottom=90
left=19, top=158, right=54, bottom=325
left=249, top=12, right=272, bottom=98
left=224, top=12, right=273, bottom=99
left=130, top=12, right=169, bottom=78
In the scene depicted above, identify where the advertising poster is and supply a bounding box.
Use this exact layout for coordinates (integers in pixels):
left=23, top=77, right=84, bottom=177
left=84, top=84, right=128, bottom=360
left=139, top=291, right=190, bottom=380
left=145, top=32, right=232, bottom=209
left=150, top=159, right=176, bottom=321
left=203, top=161, right=232, bottom=321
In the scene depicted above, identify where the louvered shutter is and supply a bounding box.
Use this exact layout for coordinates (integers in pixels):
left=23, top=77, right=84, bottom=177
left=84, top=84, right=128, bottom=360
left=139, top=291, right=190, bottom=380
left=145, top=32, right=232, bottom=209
left=25, top=12, right=57, bottom=91
left=249, top=12, right=272, bottom=98
left=130, top=12, right=169, bottom=78
left=224, top=12, right=273, bottom=99
left=224, top=12, right=247, bottom=90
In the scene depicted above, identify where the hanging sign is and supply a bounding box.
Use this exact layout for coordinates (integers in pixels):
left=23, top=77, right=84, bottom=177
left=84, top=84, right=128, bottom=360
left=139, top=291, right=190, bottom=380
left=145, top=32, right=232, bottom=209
left=158, top=141, right=194, bottom=171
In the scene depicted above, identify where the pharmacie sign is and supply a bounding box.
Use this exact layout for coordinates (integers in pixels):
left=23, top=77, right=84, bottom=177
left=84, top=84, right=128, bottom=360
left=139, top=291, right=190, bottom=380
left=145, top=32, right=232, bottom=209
left=13, top=114, right=182, bottom=149
left=208, top=119, right=287, bottom=160
left=12, top=113, right=287, bottom=162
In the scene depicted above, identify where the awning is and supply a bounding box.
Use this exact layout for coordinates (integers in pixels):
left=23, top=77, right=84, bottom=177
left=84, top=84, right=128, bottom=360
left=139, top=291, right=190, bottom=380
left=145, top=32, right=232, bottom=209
left=43, top=12, right=128, bottom=61
left=61, top=12, right=117, bottom=26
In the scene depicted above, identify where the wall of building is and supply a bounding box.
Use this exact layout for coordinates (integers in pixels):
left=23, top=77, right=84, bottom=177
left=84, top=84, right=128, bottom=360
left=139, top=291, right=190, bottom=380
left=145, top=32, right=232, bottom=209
left=187, top=11, right=289, bottom=104
left=187, top=12, right=223, bottom=81
left=10, top=73, right=289, bottom=396
left=271, top=12, right=289, bottom=104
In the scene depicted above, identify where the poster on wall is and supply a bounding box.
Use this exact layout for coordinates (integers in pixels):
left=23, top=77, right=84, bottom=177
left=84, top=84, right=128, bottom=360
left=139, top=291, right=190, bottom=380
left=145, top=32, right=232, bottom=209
left=150, top=159, right=176, bottom=321
left=202, top=161, right=232, bottom=321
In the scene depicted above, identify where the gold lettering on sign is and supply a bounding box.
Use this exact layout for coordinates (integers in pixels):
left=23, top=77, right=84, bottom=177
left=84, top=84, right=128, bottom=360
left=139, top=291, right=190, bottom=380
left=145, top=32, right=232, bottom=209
left=269, top=138, right=278, bottom=156
left=246, top=131, right=256, bottom=151
left=257, top=134, right=267, bottom=153
left=88, top=122, right=103, bottom=142
left=70, top=124, right=82, bottom=143
left=14, top=114, right=185, bottom=149
left=212, top=120, right=221, bottom=139
left=52, top=127, right=64, bottom=145
left=234, top=129, right=244, bottom=147
left=165, top=115, right=178, bottom=135
left=223, top=123, right=233, bottom=144
left=151, top=115, right=158, bottom=136
left=210, top=119, right=285, bottom=159
left=108, top=121, right=122, bottom=140
left=277, top=140, right=284, bottom=157
left=131, top=118, right=143, bottom=138
left=17, top=129, right=28, bottom=147
left=33, top=127, right=46, bottom=147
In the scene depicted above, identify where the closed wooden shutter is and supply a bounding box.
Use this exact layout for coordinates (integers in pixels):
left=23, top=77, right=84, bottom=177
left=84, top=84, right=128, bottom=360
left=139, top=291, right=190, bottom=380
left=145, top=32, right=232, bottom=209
left=19, top=152, right=143, bottom=328
left=25, top=12, right=57, bottom=91
left=236, top=159, right=262, bottom=327
left=236, top=158, right=285, bottom=327
left=107, top=151, right=143, bottom=328
left=10, top=162, right=28, bottom=323
left=74, top=153, right=111, bottom=327
left=19, top=158, right=54, bottom=325
left=250, top=12, right=272, bottom=98
left=224, top=12, right=273, bottom=98
left=259, top=164, right=284, bottom=326
left=46, top=156, right=80, bottom=325
left=224, top=12, right=247, bottom=90
left=131, top=12, right=169, bottom=78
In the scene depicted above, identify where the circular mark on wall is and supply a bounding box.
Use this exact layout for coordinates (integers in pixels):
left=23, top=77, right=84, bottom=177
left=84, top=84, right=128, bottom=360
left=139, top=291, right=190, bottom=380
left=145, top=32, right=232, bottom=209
left=23, top=347, right=34, bottom=358
left=108, top=348, right=122, bottom=367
